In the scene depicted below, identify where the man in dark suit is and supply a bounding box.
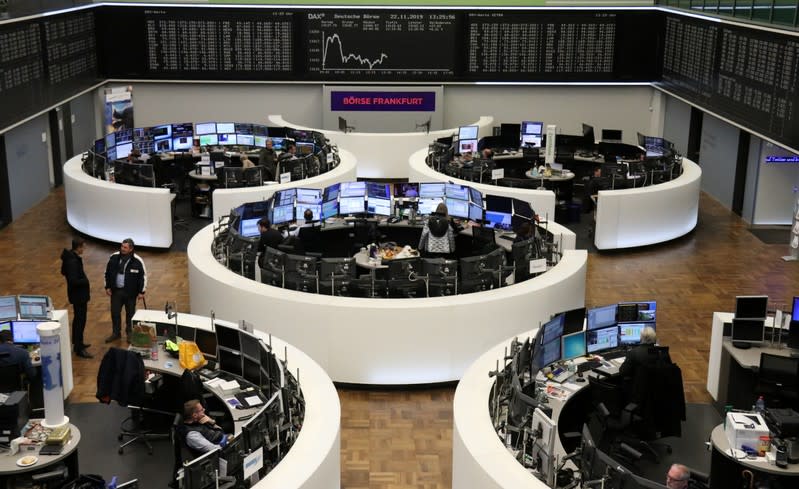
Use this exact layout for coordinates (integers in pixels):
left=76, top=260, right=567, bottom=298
left=257, top=218, right=284, bottom=268
left=0, top=330, right=36, bottom=381
left=60, top=238, right=92, bottom=358
left=619, top=326, right=662, bottom=380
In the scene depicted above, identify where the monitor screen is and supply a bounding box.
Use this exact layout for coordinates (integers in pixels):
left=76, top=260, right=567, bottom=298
left=366, top=182, right=390, bottom=199
left=587, top=304, right=617, bottom=330
left=540, top=337, right=561, bottom=367
left=469, top=187, right=483, bottom=207
left=115, top=129, right=133, bottom=144
left=17, top=295, right=49, bottom=319
left=367, top=197, right=392, bottom=217
left=732, top=318, right=765, bottom=343
left=602, top=129, right=623, bottom=142
left=340, top=181, right=366, bottom=198
left=0, top=322, right=10, bottom=333
left=155, top=139, right=172, bottom=152
left=240, top=218, right=261, bottom=238
left=116, top=142, right=133, bottom=159
left=562, top=331, right=587, bottom=360
left=458, top=139, right=477, bottom=155
left=793, top=296, right=799, bottom=322
left=321, top=200, right=338, bottom=220
left=218, top=348, right=243, bottom=377
left=445, top=183, right=469, bottom=201
left=151, top=124, right=171, bottom=140
left=218, top=133, right=236, bottom=145
left=542, top=314, right=565, bottom=345
left=486, top=195, right=513, bottom=213
left=107, top=147, right=117, bottom=161
left=522, top=121, right=544, bottom=135
left=0, top=296, right=17, bottom=321
left=323, top=183, right=340, bottom=202
left=736, top=296, right=768, bottom=319
left=243, top=356, right=261, bottom=386
left=618, top=323, right=652, bottom=345
left=240, top=332, right=262, bottom=360
left=199, top=134, right=218, bottom=146
left=394, top=183, right=419, bottom=198
left=215, top=324, right=241, bottom=351
left=582, top=123, right=596, bottom=144
left=339, top=196, right=365, bottom=215
left=418, top=197, right=443, bottom=215
left=563, top=307, right=587, bottom=335
left=458, top=125, right=479, bottom=140
left=586, top=326, right=619, bottom=354
left=12, top=321, right=41, bottom=344
left=484, top=211, right=512, bottom=230
left=271, top=204, right=294, bottom=225
left=216, top=122, right=235, bottom=134
left=445, top=198, right=469, bottom=219
left=521, top=134, right=542, bottom=147
left=296, top=188, right=322, bottom=204
left=274, top=189, right=295, bottom=206
left=468, top=203, right=483, bottom=221
left=195, top=329, right=218, bottom=360
left=419, top=183, right=445, bottom=199
left=172, top=136, right=192, bottom=151
left=94, top=138, right=106, bottom=154
left=297, top=203, right=322, bottom=221
left=195, top=122, right=217, bottom=135
left=617, top=301, right=656, bottom=323
left=171, top=122, right=193, bottom=137
left=297, top=142, right=314, bottom=155
left=105, top=132, right=116, bottom=150
left=236, top=134, right=254, bottom=146
left=155, top=322, right=177, bottom=340
left=253, top=135, right=267, bottom=147
left=178, top=325, right=196, bottom=342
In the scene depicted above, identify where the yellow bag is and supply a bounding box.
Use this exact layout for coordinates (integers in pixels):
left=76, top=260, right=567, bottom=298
left=179, top=340, right=207, bottom=370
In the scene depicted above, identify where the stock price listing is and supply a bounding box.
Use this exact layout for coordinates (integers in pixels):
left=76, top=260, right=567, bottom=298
left=306, top=11, right=458, bottom=80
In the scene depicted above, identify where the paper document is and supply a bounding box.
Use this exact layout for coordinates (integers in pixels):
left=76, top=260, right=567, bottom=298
left=244, top=395, right=263, bottom=406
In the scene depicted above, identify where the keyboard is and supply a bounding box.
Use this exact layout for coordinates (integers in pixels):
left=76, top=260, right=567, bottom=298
left=498, top=234, right=515, bottom=241
left=577, top=359, right=602, bottom=373
left=602, top=349, right=628, bottom=360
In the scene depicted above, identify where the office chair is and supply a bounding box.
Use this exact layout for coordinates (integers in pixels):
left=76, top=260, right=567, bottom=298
left=0, top=359, right=25, bottom=392
left=243, top=166, right=263, bottom=186
left=471, top=226, right=497, bottom=255
left=756, top=353, right=799, bottom=409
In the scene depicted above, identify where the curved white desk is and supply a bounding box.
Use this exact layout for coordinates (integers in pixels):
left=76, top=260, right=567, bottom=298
left=188, top=224, right=586, bottom=385
left=63, top=154, right=175, bottom=248
left=131, top=310, right=340, bottom=489
left=408, top=148, right=571, bottom=249
left=268, top=114, right=494, bottom=179
left=594, top=158, right=701, bottom=250
left=211, top=149, right=358, bottom=222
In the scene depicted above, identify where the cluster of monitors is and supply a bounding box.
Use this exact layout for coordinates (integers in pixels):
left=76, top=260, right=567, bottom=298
left=730, top=295, right=799, bottom=346
left=0, top=295, right=51, bottom=322
left=235, top=181, right=536, bottom=238
left=439, top=122, right=545, bottom=155
left=531, top=301, right=657, bottom=371
left=150, top=321, right=284, bottom=395
left=0, top=320, right=44, bottom=345
left=93, top=122, right=323, bottom=161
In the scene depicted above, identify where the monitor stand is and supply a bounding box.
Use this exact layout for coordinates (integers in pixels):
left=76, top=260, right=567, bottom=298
left=732, top=341, right=752, bottom=349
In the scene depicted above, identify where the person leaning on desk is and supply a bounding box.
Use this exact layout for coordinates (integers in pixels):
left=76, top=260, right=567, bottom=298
left=177, top=399, right=232, bottom=457
left=0, top=330, right=37, bottom=381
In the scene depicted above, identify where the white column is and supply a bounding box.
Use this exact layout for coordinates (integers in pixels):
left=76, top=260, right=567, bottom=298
left=36, top=322, right=68, bottom=428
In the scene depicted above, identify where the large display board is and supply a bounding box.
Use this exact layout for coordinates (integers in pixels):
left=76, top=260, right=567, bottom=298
left=658, top=14, right=799, bottom=150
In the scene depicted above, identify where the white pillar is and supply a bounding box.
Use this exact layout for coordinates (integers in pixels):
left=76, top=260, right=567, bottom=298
left=36, top=322, right=68, bottom=428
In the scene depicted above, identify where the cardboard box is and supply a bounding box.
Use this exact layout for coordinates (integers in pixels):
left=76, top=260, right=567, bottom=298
left=726, top=412, right=769, bottom=452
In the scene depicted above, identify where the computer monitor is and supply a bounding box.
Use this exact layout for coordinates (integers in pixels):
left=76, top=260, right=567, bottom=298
left=115, top=129, right=133, bottom=144
left=151, top=124, right=171, bottom=140
left=531, top=407, right=557, bottom=486
left=602, top=129, right=623, bottom=142
left=297, top=203, right=322, bottom=222
left=105, top=132, right=116, bottom=150
left=394, top=183, right=419, bottom=199
left=116, top=142, right=133, bottom=159
left=619, top=323, right=653, bottom=346
left=732, top=318, right=765, bottom=347
left=94, top=137, right=107, bottom=154
left=793, top=296, right=799, bottom=322
left=457, top=139, right=477, bottom=155
left=458, top=125, right=478, bottom=141
left=215, top=323, right=241, bottom=351
left=617, top=301, right=657, bottom=323
left=323, top=183, right=340, bottom=202
left=419, top=183, right=445, bottom=199
left=243, top=356, right=261, bottom=386
left=296, top=188, right=322, bottom=204
left=195, top=329, right=218, bottom=361
left=178, top=325, right=196, bottom=342
left=11, top=321, right=41, bottom=344
left=239, top=331, right=261, bottom=362
left=484, top=210, right=512, bottom=230
left=387, top=257, right=421, bottom=280
left=183, top=446, right=221, bottom=489
left=445, top=198, right=469, bottom=219
left=421, top=258, right=458, bottom=277
left=195, top=122, right=217, bottom=135
left=417, top=197, right=443, bottom=215
left=199, top=134, right=218, bottom=146
left=586, top=326, right=619, bottom=354
left=445, top=183, right=469, bottom=201
left=499, top=123, right=521, bottom=147
left=562, top=307, right=587, bottom=335
left=216, top=122, right=234, bottom=134
left=367, top=197, right=392, bottom=217
left=241, top=403, right=268, bottom=453
left=320, top=257, right=356, bottom=277
left=582, top=123, right=596, bottom=144
left=172, top=136, right=192, bottom=150
left=340, top=181, right=366, bottom=198
left=217, top=133, right=236, bottom=145
left=539, top=337, right=561, bottom=368
left=236, top=134, right=254, bottom=146
left=622, top=473, right=669, bottom=489
left=542, top=314, right=565, bottom=345
left=155, top=322, right=177, bottom=341
left=339, top=196, right=365, bottom=215
left=469, top=187, right=483, bottom=207
left=321, top=200, right=338, bottom=220
left=263, top=247, right=286, bottom=270
left=296, top=141, right=314, bottom=155
left=16, top=295, right=49, bottom=320
left=270, top=204, right=294, bottom=225
left=562, top=331, right=587, bottom=361
left=239, top=217, right=261, bottom=238
left=218, top=348, right=243, bottom=377
left=521, top=121, right=543, bottom=147
left=0, top=296, right=17, bottom=321
left=512, top=199, right=535, bottom=221
left=587, top=304, right=617, bottom=331
left=221, top=435, right=245, bottom=479
left=736, top=295, right=769, bottom=320
left=468, top=203, right=483, bottom=222
left=366, top=182, right=390, bottom=199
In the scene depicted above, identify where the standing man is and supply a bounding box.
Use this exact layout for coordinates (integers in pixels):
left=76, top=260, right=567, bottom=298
left=60, top=238, right=92, bottom=358
left=104, top=238, right=147, bottom=343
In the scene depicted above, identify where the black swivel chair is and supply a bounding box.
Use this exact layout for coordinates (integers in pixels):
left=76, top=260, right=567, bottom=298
left=0, top=356, right=25, bottom=392
left=756, top=353, right=799, bottom=409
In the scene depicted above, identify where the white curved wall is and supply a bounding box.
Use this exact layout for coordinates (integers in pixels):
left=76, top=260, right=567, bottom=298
left=188, top=225, right=587, bottom=385
left=594, top=158, right=701, bottom=250
left=408, top=148, right=561, bottom=242
left=212, top=148, right=358, bottom=222
left=269, top=114, right=494, bottom=179
left=63, top=154, right=175, bottom=248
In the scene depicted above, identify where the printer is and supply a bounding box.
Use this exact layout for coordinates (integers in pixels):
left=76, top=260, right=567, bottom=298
left=726, top=412, right=770, bottom=454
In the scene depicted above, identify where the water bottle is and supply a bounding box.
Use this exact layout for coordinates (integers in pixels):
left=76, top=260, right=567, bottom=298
left=756, top=395, right=765, bottom=415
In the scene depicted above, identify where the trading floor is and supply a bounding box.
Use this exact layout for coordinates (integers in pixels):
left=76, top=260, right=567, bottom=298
left=1, top=186, right=797, bottom=489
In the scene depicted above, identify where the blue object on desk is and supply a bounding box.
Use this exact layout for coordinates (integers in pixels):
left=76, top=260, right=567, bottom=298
left=164, top=361, right=173, bottom=368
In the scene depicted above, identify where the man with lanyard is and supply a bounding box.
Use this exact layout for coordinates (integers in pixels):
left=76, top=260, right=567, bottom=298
left=104, top=238, right=147, bottom=343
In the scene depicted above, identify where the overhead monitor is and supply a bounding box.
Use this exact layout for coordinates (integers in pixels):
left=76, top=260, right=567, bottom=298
left=541, top=314, right=565, bottom=345
left=586, top=326, right=619, bottom=354
left=0, top=296, right=18, bottom=321
left=562, top=331, right=587, bottom=361
left=445, top=183, right=469, bottom=201
left=217, top=133, right=236, bottom=145
left=151, top=124, right=171, bottom=140
left=297, top=203, right=322, bottom=221
left=602, top=129, right=623, bottom=142
left=215, top=323, right=241, bottom=351
left=236, top=134, right=254, bottom=146
left=458, top=125, right=479, bottom=141
left=469, top=187, right=483, bottom=207
left=321, top=200, right=338, bottom=220
left=419, top=183, right=445, bottom=199
left=133, top=127, right=151, bottom=142
left=195, top=329, right=218, bottom=361
left=735, top=295, right=769, bottom=320
left=587, top=304, right=617, bottom=331
left=445, top=198, right=469, bottom=219
left=340, top=181, right=366, bottom=198
left=468, top=203, right=483, bottom=222
left=271, top=204, right=294, bottom=225
left=154, top=139, right=172, bottom=152
left=296, top=188, right=322, bottom=204
left=274, top=188, right=296, bottom=206
left=216, top=122, right=235, bottom=134
left=618, top=322, right=653, bottom=346
left=171, top=122, right=193, bottom=137
left=367, top=197, right=391, bottom=217
left=11, top=321, right=41, bottom=344
left=366, top=182, right=390, bottom=199
left=323, top=183, right=340, bottom=202
left=732, top=318, right=765, bottom=347
left=417, top=197, right=443, bottom=215
left=562, top=307, right=587, bottom=335
left=339, top=196, right=365, bottom=215
left=195, top=122, right=217, bottom=135
left=199, top=134, right=218, bottom=146
left=618, top=301, right=656, bottom=323
left=394, top=183, right=419, bottom=199
left=17, top=295, right=49, bottom=320
left=234, top=123, right=253, bottom=134
left=270, top=136, right=286, bottom=150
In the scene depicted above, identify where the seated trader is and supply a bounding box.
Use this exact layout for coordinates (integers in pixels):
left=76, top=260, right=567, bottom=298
left=618, top=326, right=665, bottom=380
left=278, top=142, right=297, bottom=161
left=418, top=203, right=459, bottom=258
left=513, top=220, right=536, bottom=244
left=583, top=165, right=608, bottom=212
left=257, top=218, right=284, bottom=268
left=0, top=330, right=37, bottom=381
left=289, top=208, right=317, bottom=238
left=481, top=148, right=494, bottom=160
left=177, top=399, right=230, bottom=457
left=458, top=152, right=474, bottom=168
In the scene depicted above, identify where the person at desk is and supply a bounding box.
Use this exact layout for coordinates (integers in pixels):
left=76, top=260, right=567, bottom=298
left=278, top=142, right=297, bottom=161
left=418, top=203, right=459, bottom=258
left=178, top=399, right=230, bottom=456
left=60, top=238, right=93, bottom=359
left=258, top=138, right=277, bottom=173
left=666, top=464, right=691, bottom=489
left=583, top=165, right=608, bottom=213
left=513, top=221, right=536, bottom=244
left=0, top=330, right=36, bottom=381
left=257, top=217, right=284, bottom=265
left=104, top=238, right=147, bottom=343
left=481, top=148, right=494, bottom=160
left=287, top=208, right=316, bottom=238
left=618, top=326, right=662, bottom=380
left=458, top=152, right=474, bottom=168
